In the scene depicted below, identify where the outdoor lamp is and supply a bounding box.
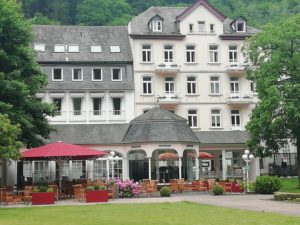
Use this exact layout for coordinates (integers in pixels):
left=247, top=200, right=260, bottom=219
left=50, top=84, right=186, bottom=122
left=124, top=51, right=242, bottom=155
left=242, top=149, right=254, bottom=193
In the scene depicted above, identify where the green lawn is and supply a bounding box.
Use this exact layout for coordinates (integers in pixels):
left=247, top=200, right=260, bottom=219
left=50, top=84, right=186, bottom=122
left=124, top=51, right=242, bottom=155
left=279, top=178, right=300, bottom=193
left=0, top=202, right=299, bottom=225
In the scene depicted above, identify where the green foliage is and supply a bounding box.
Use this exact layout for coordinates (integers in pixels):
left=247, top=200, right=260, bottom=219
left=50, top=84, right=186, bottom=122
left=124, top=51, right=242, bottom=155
left=160, top=187, right=171, bottom=197
left=213, top=185, right=224, bottom=195
left=29, top=12, right=60, bottom=25
left=34, top=186, right=53, bottom=192
left=0, top=0, right=56, bottom=148
left=86, top=186, right=95, bottom=191
left=255, top=176, right=282, bottom=194
left=279, top=178, right=300, bottom=193
left=76, top=0, right=132, bottom=26
left=0, top=114, right=22, bottom=160
left=99, top=186, right=106, bottom=190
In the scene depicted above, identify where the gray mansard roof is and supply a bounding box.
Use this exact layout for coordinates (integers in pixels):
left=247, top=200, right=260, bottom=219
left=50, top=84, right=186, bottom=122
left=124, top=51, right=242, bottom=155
left=123, top=107, right=200, bottom=143
left=33, top=25, right=132, bottom=63
left=195, top=131, right=249, bottom=144
left=130, top=5, right=259, bottom=38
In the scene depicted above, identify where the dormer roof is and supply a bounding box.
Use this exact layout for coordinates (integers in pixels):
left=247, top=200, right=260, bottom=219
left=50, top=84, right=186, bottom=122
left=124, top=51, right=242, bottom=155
left=175, top=0, right=226, bottom=22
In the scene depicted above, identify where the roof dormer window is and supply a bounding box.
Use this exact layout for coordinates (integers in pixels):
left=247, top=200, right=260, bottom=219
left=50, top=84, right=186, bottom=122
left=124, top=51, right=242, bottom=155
left=68, top=45, right=79, bottom=53
left=54, top=44, right=65, bottom=53
left=236, top=21, right=246, bottom=32
left=34, top=44, right=45, bottom=52
left=152, top=20, right=162, bottom=32
left=110, top=46, right=121, bottom=53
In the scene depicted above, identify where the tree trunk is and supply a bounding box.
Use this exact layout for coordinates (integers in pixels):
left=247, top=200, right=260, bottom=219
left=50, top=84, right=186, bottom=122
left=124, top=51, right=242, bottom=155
left=297, top=137, right=300, bottom=188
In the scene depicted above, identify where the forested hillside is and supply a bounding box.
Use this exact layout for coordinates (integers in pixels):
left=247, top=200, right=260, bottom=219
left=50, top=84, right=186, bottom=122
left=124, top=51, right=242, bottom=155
left=18, top=0, right=300, bottom=27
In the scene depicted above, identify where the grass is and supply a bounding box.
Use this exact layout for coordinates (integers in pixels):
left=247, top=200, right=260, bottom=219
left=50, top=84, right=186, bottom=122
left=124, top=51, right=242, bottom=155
left=0, top=202, right=300, bottom=225
left=279, top=178, right=300, bottom=193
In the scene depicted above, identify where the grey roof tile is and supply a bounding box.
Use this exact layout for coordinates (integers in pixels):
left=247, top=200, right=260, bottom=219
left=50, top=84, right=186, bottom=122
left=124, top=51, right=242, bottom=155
left=33, top=25, right=132, bottom=62
left=195, top=131, right=249, bottom=144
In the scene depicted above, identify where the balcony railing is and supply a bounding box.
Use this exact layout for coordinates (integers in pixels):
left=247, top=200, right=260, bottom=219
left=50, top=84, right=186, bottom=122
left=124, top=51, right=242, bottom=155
left=155, top=94, right=181, bottom=105
left=109, top=110, right=125, bottom=121
left=226, top=93, right=254, bottom=104
left=89, top=110, right=106, bottom=121
left=69, top=111, right=86, bottom=121
left=154, top=63, right=180, bottom=74
left=226, top=63, right=247, bottom=74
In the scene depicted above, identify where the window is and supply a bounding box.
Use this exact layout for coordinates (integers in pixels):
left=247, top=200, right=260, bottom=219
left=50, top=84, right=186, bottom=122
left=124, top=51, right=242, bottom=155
left=91, top=45, right=102, bottom=53
left=211, top=109, right=221, bottom=127
left=186, top=45, right=195, bottom=63
left=210, top=76, right=220, bottom=94
left=93, top=160, right=107, bottom=180
left=110, top=46, right=121, bottom=53
left=198, top=21, right=205, bottom=32
left=72, top=160, right=86, bottom=180
left=93, top=98, right=102, bottom=115
left=73, top=98, right=82, bottom=115
left=209, top=45, right=219, bottom=63
left=112, top=98, right=121, bottom=115
left=236, top=21, right=246, bottom=32
left=188, top=110, right=198, bottom=128
left=142, top=45, right=151, bottom=62
left=229, top=46, right=238, bottom=63
left=250, top=81, right=256, bottom=92
left=165, top=77, right=175, bottom=94
left=210, top=24, right=215, bottom=33
left=68, top=45, right=79, bottom=53
left=152, top=20, right=162, bottom=32
left=189, top=24, right=194, bottom=33
left=52, top=68, right=63, bottom=81
left=111, top=68, right=122, bottom=81
left=92, top=68, right=102, bottom=81
left=72, top=68, right=83, bottom=81
left=33, top=161, right=49, bottom=182
left=54, top=44, right=65, bottom=53
left=230, top=77, right=240, bottom=94
left=164, top=45, right=173, bottom=63
left=34, top=44, right=45, bottom=52
left=231, top=110, right=240, bottom=127
left=187, top=77, right=196, bottom=94
left=142, top=76, right=152, bottom=94
left=52, top=98, right=62, bottom=115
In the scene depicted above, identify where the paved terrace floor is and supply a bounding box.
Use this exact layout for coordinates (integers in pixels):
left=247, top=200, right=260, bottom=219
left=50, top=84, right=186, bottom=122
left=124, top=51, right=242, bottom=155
left=1, top=193, right=300, bottom=217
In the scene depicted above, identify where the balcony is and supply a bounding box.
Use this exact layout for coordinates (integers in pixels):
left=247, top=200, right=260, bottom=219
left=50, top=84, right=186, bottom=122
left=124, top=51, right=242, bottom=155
left=69, top=110, right=86, bottom=122
left=155, top=94, right=181, bottom=106
left=226, top=93, right=254, bottom=105
left=109, top=110, right=126, bottom=121
left=154, top=63, right=180, bottom=75
left=230, top=125, right=246, bottom=131
left=226, top=63, right=247, bottom=75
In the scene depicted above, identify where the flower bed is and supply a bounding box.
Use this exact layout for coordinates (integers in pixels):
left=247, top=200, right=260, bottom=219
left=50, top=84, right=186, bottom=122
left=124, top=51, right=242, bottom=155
left=115, top=179, right=141, bottom=198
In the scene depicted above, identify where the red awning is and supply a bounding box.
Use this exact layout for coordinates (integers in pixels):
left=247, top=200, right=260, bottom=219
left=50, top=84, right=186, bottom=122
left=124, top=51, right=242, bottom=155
left=187, top=152, right=215, bottom=159
left=22, top=141, right=107, bottom=160
left=159, top=152, right=179, bottom=161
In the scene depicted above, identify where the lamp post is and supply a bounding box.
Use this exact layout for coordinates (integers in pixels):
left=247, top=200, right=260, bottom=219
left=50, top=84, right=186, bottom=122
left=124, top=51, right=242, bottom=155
left=108, top=151, right=119, bottom=179
left=242, top=150, right=254, bottom=193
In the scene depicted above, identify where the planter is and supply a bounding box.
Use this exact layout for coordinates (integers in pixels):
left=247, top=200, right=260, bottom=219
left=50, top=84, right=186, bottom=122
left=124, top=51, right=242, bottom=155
left=231, top=182, right=243, bottom=193
left=86, top=190, right=108, bottom=203
left=32, top=192, right=55, bottom=205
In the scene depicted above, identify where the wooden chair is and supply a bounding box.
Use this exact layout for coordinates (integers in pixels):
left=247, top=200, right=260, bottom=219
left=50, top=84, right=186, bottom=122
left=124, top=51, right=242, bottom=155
left=49, top=185, right=58, bottom=200
left=170, top=181, right=179, bottom=192
left=108, top=184, right=116, bottom=199
left=73, top=184, right=85, bottom=202
left=22, top=186, right=33, bottom=204
left=207, top=179, right=215, bottom=191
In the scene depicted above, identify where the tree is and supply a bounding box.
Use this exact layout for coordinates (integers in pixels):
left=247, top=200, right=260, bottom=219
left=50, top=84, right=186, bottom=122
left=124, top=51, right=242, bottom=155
left=0, top=114, right=23, bottom=160
left=29, top=12, right=60, bottom=25
left=0, top=0, right=56, bottom=148
left=245, top=15, right=300, bottom=187
left=76, top=0, right=132, bottom=26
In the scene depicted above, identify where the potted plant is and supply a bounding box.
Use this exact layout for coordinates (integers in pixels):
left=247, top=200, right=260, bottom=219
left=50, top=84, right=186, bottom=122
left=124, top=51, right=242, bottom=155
left=86, top=185, right=108, bottom=203
left=32, top=186, right=55, bottom=205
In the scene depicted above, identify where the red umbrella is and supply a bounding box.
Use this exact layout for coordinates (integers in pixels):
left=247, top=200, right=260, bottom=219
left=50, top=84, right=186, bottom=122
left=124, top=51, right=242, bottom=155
left=187, top=152, right=215, bottom=159
left=159, top=152, right=179, bottom=161
left=22, top=141, right=107, bottom=198
left=22, top=141, right=107, bottom=160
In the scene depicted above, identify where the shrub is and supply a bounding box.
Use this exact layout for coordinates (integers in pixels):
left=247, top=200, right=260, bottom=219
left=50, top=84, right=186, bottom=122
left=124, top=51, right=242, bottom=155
left=255, top=176, right=282, bottom=194
left=86, top=186, right=95, bottom=191
left=34, top=186, right=52, bottom=193
left=160, top=187, right=171, bottom=197
left=99, top=186, right=106, bottom=190
left=94, top=185, right=100, bottom=190
left=115, top=179, right=141, bottom=198
left=213, top=185, right=224, bottom=195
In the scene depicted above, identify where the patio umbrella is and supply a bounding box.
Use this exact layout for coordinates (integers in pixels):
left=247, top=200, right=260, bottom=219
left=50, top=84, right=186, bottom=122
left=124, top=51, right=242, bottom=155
left=159, top=152, right=179, bottom=161
left=22, top=141, right=107, bottom=198
left=187, top=152, right=215, bottom=159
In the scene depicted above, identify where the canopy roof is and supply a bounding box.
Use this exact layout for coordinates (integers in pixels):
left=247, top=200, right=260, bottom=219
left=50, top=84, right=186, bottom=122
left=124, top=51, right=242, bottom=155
left=22, top=141, right=107, bottom=160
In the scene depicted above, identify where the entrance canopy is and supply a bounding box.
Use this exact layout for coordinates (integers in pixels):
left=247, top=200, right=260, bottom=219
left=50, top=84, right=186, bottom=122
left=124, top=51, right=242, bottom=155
left=22, top=141, right=107, bottom=161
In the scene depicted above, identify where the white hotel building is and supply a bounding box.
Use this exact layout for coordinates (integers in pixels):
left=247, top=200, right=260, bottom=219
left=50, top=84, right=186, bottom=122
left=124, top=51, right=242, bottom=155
left=2, top=0, right=262, bottom=187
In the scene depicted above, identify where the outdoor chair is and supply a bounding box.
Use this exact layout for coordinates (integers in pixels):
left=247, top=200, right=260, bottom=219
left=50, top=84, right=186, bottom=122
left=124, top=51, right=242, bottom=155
left=73, top=184, right=85, bottom=202
left=108, top=184, right=116, bottom=199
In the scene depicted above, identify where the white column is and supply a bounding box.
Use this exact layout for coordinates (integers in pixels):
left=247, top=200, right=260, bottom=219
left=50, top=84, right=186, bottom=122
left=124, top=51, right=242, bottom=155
left=249, top=158, right=260, bottom=181
left=195, top=157, right=199, bottom=180
left=66, top=91, right=70, bottom=123
left=179, top=157, right=182, bottom=179
left=106, top=159, right=109, bottom=180
left=148, top=158, right=152, bottom=180
left=85, top=92, right=89, bottom=123
left=105, top=92, right=110, bottom=123
left=222, top=149, right=227, bottom=180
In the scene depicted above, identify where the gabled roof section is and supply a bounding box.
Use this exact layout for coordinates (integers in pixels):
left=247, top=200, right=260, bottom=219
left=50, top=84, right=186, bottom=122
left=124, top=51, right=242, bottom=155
left=176, top=0, right=226, bottom=22
left=149, top=14, right=164, bottom=22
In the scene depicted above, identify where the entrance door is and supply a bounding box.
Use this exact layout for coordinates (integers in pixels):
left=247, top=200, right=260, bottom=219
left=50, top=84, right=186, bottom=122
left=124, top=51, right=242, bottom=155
left=129, top=160, right=148, bottom=182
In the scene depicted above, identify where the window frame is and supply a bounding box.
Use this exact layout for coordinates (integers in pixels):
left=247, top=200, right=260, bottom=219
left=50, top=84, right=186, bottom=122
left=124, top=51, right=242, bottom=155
left=210, top=76, right=220, bottom=95
left=187, top=76, right=197, bottom=95
left=229, top=45, right=238, bottom=63
left=230, top=77, right=240, bottom=94
left=68, top=44, right=79, bottom=53
left=164, top=45, right=174, bottom=63
left=54, top=44, right=65, bottom=53
left=164, top=77, right=175, bottom=94
left=110, top=46, right=121, bottom=53
left=92, top=68, right=103, bottom=81
left=209, top=45, right=219, bottom=63
left=152, top=20, right=163, bottom=32
left=198, top=21, right=206, bottom=32
left=142, top=76, right=153, bottom=95
left=186, top=45, right=196, bottom=63
left=72, top=68, right=83, bottom=81
left=231, top=109, right=241, bottom=127
left=188, top=109, right=198, bottom=128
left=92, top=97, right=102, bottom=115
left=34, top=43, right=45, bottom=52
left=111, top=68, right=122, bottom=81
left=209, top=24, right=215, bottom=33
left=142, top=44, right=152, bottom=63
left=72, top=97, right=82, bottom=116
left=236, top=21, right=246, bottom=32
left=91, top=45, right=102, bottom=53
left=52, top=68, right=63, bottom=81
left=211, top=108, right=222, bottom=128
